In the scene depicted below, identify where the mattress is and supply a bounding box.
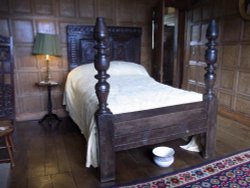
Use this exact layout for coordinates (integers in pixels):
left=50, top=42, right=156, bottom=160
left=63, top=61, right=203, bottom=167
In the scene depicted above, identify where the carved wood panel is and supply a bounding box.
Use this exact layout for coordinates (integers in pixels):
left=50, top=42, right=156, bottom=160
left=0, top=35, right=15, bottom=120
left=67, top=25, right=141, bottom=70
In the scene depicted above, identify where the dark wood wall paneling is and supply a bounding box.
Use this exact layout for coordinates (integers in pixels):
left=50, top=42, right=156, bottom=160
left=184, top=0, right=250, bottom=125
left=0, top=0, right=155, bottom=121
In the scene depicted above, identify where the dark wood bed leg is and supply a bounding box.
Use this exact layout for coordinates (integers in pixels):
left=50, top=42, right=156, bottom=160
left=202, top=19, right=218, bottom=159
left=94, top=17, right=115, bottom=183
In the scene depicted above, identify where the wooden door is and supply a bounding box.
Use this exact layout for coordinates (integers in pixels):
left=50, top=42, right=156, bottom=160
left=152, top=0, right=186, bottom=87
left=163, top=26, right=174, bottom=85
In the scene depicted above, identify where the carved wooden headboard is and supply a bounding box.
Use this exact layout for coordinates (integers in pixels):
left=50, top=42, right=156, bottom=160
left=67, top=25, right=142, bottom=70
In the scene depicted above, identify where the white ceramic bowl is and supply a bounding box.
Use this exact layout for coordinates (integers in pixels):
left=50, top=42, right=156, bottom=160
left=152, top=146, right=175, bottom=167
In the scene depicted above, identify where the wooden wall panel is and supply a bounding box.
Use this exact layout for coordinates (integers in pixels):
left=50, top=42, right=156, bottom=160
left=222, top=18, right=241, bottom=42
left=192, top=7, right=201, bottom=22
left=189, top=46, right=199, bottom=61
left=21, top=96, right=42, bottom=113
left=200, top=23, right=208, bottom=43
left=184, top=0, right=250, bottom=123
left=220, top=69, right=235, bottom=90
left=15, top=96, right=42, bottom=118
left=17, top=72, right=39, bottom=95
left=79, top=0, right=95, bottom=19
left=235, top=97, right=250, bottom=116
left=238, top=72, right=250, bottom=96
left=196, top=65, right=205, bottom=84
left=59, top=0, right=77, bottom=18
left=240, top=45, right=250, bottom=69
left=117, top=0, right=136, bottom=24
left=201, top=1, right=212, bottom=20
left=15, top=47, right=37, bottom=70
left=59, top=22, right=72, bottom=44
left=34, top=0, right=54, bottom=15
left=218, top=92, right=232, bottom=108
left=13, top=19, right=34, bottom=43
left=0, top=0, right=155, bottom=121
left=12, top=0, right=32, bottom=14
left=61, top=47, right=69, bottom=69
left=134, top=0, right=152, bottom=24
left=223, top=0, right=238, bottom=16
left=0, top=0, right=9, bottom=12
left=50, top=56, right=63, bottom=69
left=36, top=20, right=57, bottom=34
left=242, top=22, right=250, bottom=40
left=97, top=0, right=114, bottom=21
left=222, top=45, right=239, bottom=67
left=199, top=45, right=206, bottom=62
left=188, top=64, right=196, bottom=82
left=0, top=19, right=10, bottom=36
left=212, top=0, right=223, bottom=18
left=191, top=24, right=200, bottom=41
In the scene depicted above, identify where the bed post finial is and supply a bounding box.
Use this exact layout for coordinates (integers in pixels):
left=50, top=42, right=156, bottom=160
left=204, top=19, right=218, bottom=100
left=94, top=17, right=111, bottom=115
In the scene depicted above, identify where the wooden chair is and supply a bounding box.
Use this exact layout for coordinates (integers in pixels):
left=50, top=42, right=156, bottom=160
left=0, top=120, right=15, bottom=167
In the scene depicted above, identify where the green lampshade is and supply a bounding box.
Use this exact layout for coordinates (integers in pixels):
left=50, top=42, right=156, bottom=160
left=33, top=33, right=61, bottom=56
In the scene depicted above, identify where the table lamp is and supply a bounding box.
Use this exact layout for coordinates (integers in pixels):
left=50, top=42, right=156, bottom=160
left=33, top=33, right=61, bottom=82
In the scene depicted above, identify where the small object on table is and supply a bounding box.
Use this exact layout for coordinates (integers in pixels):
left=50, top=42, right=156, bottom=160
left=36, top=80, right=61, bottom=125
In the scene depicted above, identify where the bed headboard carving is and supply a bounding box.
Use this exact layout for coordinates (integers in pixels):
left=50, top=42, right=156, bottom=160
left=67, top=25, right=142, bottom=70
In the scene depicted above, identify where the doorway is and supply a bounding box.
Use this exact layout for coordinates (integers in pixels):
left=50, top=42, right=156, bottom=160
left=163, top=8, right=175, bottom=86
left=152, top=1, right=186, bottom=88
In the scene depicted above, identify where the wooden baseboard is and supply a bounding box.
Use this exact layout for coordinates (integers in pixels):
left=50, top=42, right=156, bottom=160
left=218, top=106, right=250, bottom=127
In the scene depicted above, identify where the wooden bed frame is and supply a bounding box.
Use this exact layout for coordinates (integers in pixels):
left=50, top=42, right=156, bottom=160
left=67, top=18, right=218, bottom=183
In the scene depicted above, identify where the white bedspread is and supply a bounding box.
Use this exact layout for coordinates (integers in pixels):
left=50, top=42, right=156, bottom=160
left=63, top=61, right=203, bottom=168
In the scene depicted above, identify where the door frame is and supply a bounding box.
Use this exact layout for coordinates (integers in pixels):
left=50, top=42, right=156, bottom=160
left=152, top=0, right=188, bottom=88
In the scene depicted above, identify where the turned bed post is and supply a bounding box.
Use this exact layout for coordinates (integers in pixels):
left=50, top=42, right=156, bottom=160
left=94, top=17, right=115, bottom=183
left=203, top=19, right=218, bottom=158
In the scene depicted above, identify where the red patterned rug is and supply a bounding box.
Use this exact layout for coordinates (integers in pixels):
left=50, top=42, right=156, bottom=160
left=117, top=149, right=250, bottom=188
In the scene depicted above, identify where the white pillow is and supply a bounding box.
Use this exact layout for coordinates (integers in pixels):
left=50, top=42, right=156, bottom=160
left=68, top=61, right=149, bottom=82
left=108, top=61, right=149, bottom=76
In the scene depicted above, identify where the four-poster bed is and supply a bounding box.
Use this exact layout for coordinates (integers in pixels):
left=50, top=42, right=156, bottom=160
left=64, top=17, right=218, bottom=182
